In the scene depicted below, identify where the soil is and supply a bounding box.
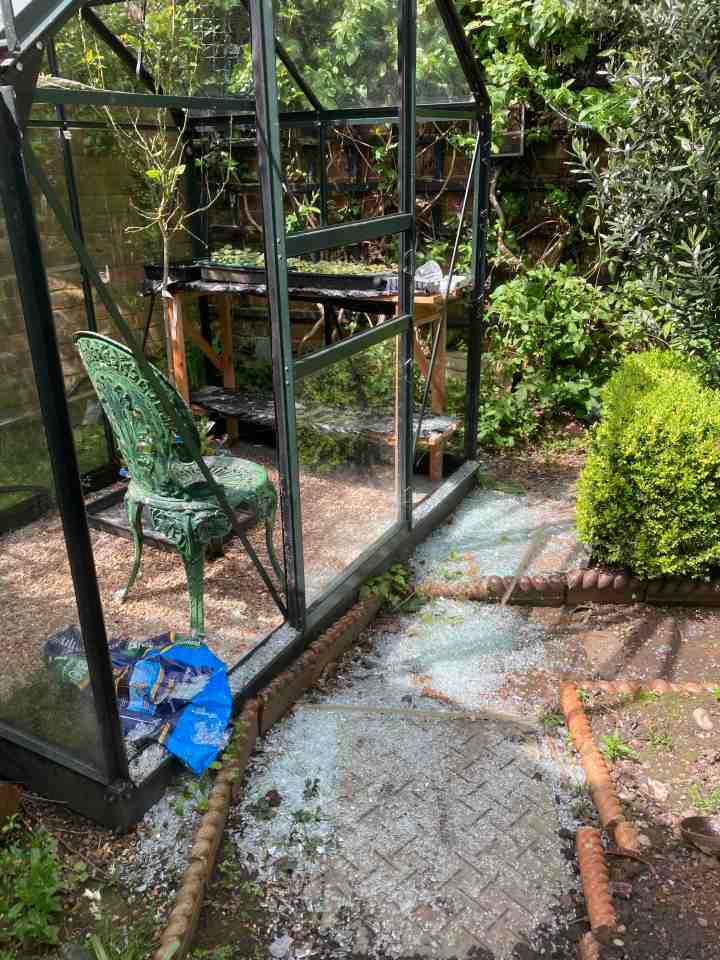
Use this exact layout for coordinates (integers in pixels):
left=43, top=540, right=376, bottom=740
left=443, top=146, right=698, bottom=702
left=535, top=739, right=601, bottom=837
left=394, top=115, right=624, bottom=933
left=6, top=793, right=167, bottom=960
left=480, top=442, right=720, bottom=959
left=578, top=687, right=720, bottom=960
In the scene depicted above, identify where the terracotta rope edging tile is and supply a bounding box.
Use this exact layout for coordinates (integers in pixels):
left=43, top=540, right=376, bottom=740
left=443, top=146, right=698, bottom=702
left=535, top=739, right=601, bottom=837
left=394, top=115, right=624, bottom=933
left=576, top=827, right=617, bottom=944
left=420, top=566, right=720, bottom=607
left=577, top=930, right=603, bottom=960
left=153, top=697, right=259, bottom=960
left=560, top=683, right=627, bottom=838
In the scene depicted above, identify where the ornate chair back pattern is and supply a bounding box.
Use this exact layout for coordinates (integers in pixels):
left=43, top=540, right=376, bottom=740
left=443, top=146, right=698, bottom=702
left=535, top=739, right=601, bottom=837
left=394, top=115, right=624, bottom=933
left=75, top=332, right=200, bottom=499
left=73, top=331, right=283, bottom=634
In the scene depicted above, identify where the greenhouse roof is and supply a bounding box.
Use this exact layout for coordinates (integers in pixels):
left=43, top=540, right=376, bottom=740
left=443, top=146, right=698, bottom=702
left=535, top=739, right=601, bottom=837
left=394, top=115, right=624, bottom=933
left=2, top=0, right=488, bottom=117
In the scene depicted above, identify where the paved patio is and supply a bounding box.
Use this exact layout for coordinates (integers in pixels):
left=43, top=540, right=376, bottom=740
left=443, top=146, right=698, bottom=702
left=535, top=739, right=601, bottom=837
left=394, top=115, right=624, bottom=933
left=229, top=485, right=585, bottom=959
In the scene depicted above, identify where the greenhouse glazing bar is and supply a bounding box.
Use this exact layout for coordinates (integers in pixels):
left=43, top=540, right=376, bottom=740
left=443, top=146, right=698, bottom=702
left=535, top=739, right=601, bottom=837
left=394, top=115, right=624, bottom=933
left=398, top=0, right=417, bottom=527
left=249, top=0, right=306, bottom=627
left=0, top=86, right=129, bottom=789
left=465, top=109, right=492, bottom=459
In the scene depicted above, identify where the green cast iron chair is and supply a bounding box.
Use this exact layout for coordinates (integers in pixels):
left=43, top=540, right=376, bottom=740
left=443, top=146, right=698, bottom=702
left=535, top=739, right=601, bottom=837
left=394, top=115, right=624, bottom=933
left=75, top=332, right=283, bottom=634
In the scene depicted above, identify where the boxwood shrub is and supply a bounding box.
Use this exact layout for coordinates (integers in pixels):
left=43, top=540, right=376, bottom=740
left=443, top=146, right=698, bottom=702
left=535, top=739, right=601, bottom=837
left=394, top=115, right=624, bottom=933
left=576, top=350, right=720, bottom=579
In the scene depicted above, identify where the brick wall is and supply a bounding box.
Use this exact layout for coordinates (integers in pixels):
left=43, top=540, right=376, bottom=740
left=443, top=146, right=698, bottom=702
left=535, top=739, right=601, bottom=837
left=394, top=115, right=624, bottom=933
left=0, top=128, right=168, bottom=434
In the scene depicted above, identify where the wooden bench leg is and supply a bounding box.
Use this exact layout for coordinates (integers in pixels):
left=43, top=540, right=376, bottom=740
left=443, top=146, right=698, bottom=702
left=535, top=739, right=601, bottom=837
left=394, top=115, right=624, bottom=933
left=429, top=443, right=444, bottom=484
left=218, top=296, right=238, bottom=442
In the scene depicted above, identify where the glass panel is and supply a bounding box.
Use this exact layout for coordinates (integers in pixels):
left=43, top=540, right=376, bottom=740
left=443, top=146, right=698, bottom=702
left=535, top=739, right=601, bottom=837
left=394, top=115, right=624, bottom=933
left=324, top=122, right=399, bottom=226
left=274, top=0, right=399, bottom=109
left=416, top=0, right=472, bottom=104
left=295, top=337, right=401, bottom=604
left=1, top=123, right=288, bottom=786
left=0, top=258, right=112, bottom=776
left=411, top=292, right=467, bottom=506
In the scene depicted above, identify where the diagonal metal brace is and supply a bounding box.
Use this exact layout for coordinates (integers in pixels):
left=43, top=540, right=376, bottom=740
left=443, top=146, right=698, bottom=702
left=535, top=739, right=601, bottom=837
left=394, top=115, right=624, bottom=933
left=22, top=141, right=288, bottom=620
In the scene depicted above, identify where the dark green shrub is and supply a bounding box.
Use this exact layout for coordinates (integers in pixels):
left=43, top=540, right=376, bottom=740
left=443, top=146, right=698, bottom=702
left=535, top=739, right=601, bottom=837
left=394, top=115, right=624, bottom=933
left=577, top=350, right=720, bottom=578
left=475, top=265, right=659, bottom=447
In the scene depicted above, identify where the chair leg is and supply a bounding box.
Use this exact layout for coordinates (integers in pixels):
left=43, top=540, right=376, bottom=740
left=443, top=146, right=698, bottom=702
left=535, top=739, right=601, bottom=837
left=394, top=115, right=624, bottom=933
left=123, top=499, right=144, bottom=601
left=265, top=516, right=285, bottom=583
left=182, top=542, right=206, bottom=636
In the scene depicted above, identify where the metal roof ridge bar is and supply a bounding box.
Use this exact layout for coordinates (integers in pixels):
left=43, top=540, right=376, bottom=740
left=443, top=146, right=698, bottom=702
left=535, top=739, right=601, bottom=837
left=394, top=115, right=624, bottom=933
left=188, top=102, right=479, bottom=129
left=285, top=212, right=412, bottom=257
left=433, top=0, right=490, bottom=107
left=27, top=117, right=178, bottom=130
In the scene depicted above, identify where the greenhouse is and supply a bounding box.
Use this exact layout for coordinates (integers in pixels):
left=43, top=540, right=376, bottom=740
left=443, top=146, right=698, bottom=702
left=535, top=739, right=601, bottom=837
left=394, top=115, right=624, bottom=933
left=0, top=0, right=490, bottom=826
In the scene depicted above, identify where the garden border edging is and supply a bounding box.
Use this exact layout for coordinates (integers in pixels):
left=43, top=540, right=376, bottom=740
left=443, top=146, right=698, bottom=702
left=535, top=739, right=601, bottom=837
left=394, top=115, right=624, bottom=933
left=420, top=566, right=720, bottom=606
left=561, top=678, right=720, bottom=959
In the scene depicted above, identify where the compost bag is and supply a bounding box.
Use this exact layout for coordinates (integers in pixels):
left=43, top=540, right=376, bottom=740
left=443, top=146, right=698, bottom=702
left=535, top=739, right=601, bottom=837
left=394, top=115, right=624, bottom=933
left=44, top=626, right=231, bottom=775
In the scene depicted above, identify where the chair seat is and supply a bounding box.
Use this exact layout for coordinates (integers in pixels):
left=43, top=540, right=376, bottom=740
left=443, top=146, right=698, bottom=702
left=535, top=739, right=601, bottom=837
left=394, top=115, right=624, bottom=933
left=170, top=455, right=277, bottom=520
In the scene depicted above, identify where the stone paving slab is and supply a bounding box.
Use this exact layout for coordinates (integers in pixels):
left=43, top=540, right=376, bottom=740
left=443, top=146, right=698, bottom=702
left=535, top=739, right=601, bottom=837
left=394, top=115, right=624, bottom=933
left=236, top=703, right=575, bottom=959
left=231, top=485, right=584, bottom=958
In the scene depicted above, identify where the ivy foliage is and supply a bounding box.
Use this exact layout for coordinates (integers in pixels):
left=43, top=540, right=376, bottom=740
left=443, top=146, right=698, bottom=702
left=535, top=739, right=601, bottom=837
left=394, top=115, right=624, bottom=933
left=577, top=351, right=720, bottom=579
left=461, top=0, right=631, bottom=141
left=573, top=0, right=720, bottom=371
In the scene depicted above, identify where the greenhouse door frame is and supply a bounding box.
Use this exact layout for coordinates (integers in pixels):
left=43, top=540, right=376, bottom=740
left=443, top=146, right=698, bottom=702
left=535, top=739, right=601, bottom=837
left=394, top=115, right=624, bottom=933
left=249, top=0, right=491, bottom=637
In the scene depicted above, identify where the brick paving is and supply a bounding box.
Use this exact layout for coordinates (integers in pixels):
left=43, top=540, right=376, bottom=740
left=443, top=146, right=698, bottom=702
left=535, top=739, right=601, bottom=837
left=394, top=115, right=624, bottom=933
left=296, top=707, right=569, bottom=958
left=234, top=486, right=583, bottom=958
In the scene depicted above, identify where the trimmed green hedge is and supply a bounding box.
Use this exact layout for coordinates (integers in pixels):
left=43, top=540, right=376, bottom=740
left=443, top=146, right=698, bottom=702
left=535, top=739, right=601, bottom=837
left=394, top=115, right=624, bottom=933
left=577, top=350, right=720, bottom=579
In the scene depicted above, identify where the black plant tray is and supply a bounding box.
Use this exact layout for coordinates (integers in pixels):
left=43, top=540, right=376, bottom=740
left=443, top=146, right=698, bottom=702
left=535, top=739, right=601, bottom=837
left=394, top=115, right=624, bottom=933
left=144, top=261, right=203, bottom=284
left=199, top=260, right=399, bottom=293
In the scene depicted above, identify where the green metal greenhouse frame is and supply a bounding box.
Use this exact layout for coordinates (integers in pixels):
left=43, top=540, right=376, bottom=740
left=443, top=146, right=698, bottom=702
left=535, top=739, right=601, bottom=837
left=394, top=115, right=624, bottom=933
left=0, top=0, right=491, bottom=826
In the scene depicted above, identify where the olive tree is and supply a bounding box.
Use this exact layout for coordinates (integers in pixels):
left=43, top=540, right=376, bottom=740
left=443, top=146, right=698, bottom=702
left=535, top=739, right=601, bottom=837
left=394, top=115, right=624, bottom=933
left=573, top=0, right=720, bottom=369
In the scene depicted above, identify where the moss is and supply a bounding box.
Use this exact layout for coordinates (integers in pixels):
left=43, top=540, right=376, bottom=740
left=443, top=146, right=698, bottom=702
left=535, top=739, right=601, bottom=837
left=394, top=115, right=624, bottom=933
left=577, top=350, right=720, bottom=578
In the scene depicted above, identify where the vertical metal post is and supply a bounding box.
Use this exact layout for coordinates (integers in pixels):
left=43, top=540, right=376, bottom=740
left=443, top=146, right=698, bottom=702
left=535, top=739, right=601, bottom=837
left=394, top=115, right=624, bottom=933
left=398, top=0, right=417, bottom=527
left=464, top=110, right=491, bottom=460
left=318, top=118, right=329, bottom=226
left=249, top=0, right=306, bottom=628
left=0, top=88, right=128, bottom=785
left=46, top=40, right=116, bottom=464
left=432, top=136, right=443, bottom=238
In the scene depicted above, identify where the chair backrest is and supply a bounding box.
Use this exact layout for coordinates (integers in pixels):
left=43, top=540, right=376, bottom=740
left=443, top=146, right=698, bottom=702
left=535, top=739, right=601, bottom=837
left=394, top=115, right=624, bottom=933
left=75, top=332, right=201, bottom=496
